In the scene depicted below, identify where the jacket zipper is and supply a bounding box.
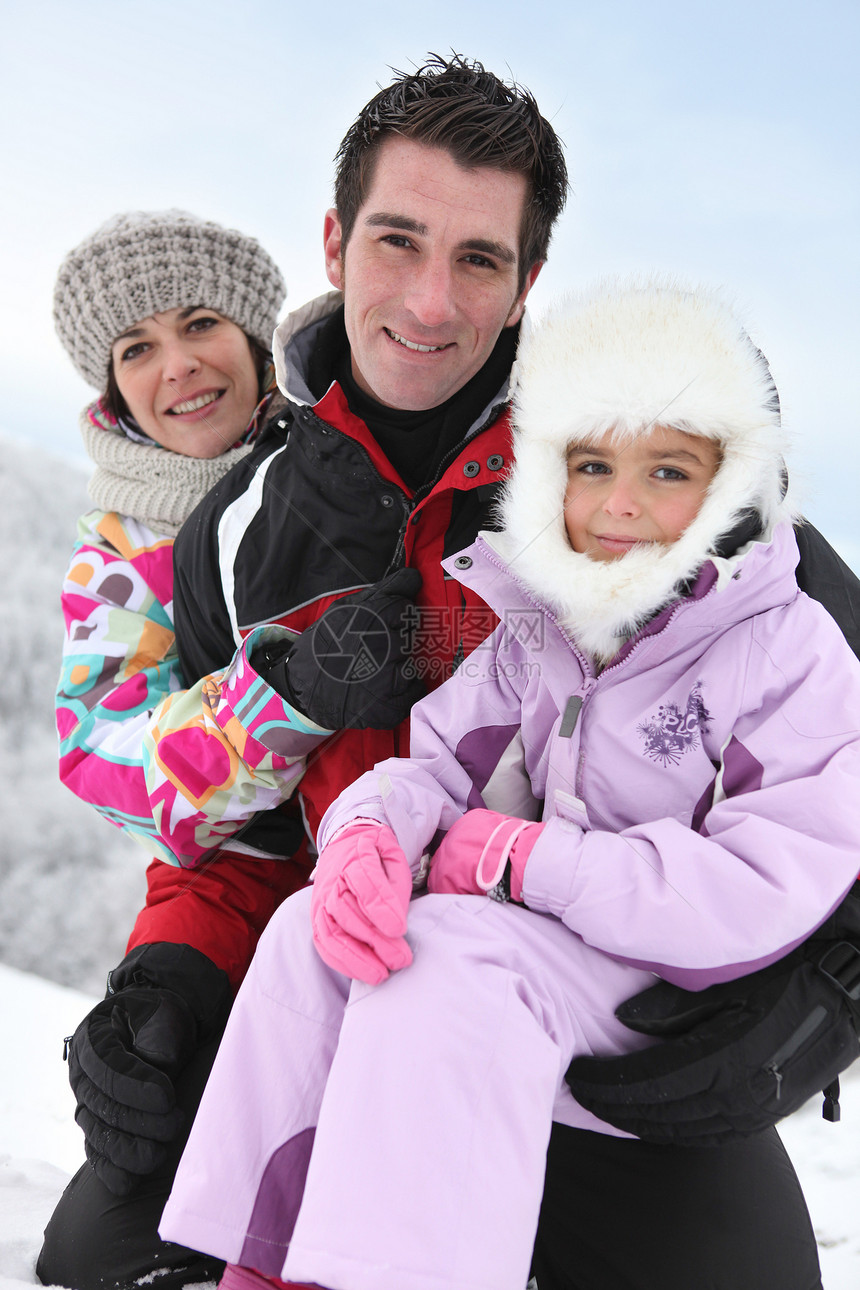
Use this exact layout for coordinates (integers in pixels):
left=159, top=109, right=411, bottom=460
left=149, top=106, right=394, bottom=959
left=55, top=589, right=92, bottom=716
left=597, top=581, right=720, bottom=681
left=304, top=407, right=414, bottom=576
left=468, top=545, right=726, bottom=802
left=392, top=398, right=510, bottom=570
left=317, top=399, right=509, bottom=578
left=764, top=1003, right=828, bottom=1099
left=388, top=495, right=416, bottom=573
left=415, top=397, right=509, bottom=500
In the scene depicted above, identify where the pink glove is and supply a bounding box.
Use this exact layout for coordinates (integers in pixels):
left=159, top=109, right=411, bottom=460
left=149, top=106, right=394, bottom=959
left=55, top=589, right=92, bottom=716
left=311, top=820, right=413, bottom=985
left=427, top=809, right=543, bottom=903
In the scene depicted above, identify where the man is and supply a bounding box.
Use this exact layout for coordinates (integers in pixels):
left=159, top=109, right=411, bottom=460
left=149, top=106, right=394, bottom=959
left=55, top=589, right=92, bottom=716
left=40, top=54, right=859, bottom=1290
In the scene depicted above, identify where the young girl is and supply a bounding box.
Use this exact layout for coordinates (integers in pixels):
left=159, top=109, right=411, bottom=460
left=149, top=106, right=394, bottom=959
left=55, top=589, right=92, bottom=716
left=159, top=278, right=860, bottom=1290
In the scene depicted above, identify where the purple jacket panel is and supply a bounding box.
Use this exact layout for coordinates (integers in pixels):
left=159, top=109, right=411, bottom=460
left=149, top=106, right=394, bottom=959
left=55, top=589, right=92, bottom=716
left=320, top=524, right=860, bottom=991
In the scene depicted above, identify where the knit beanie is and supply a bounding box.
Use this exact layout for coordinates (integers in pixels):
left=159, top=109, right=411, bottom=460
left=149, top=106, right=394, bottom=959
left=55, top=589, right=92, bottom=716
left=53, top=210, right=286, bottom=389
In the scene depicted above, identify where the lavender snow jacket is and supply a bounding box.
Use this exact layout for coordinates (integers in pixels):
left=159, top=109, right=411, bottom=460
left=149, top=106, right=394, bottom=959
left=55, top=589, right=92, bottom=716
left=320, top=524, right=860, bottom=992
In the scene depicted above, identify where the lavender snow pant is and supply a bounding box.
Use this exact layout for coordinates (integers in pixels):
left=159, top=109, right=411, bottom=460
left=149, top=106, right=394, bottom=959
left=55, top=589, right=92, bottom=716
left=160, top=888, right=656, bottom=1290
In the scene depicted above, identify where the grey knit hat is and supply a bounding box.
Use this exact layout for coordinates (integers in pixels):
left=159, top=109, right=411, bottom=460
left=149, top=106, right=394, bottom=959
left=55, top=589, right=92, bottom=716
left=53, top=209, right=286, bottom=389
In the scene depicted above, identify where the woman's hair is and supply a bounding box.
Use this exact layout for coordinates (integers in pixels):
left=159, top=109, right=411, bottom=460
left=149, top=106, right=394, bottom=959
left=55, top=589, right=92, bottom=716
left=333, top=53, right=569, bottom=293
left=103, top=328, right=273, bottom=427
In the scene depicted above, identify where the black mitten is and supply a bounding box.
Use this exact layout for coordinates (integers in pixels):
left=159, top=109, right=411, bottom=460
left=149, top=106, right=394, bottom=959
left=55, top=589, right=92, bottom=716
left=257, top=567, right=425, bottom=730
left=65, top=943, right=232, bottom=1195
left=566, top=883, right=860, bottom=1144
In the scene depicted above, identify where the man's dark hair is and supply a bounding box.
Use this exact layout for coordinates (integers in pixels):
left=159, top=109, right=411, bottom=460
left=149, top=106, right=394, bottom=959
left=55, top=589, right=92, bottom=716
left=334, top=53, right=569, bottom=292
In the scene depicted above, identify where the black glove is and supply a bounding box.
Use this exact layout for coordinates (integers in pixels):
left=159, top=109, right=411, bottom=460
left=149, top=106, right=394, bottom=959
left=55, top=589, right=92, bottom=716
left=566, top=883, right=860, bottom=1144
left=65, top=943, right=232, bottom=1195
left=256, top=567, right=426, bottom=730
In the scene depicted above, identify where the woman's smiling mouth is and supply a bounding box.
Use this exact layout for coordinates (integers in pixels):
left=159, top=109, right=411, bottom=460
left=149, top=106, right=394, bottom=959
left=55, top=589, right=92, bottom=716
left=167, top=390, right=224, bottom=416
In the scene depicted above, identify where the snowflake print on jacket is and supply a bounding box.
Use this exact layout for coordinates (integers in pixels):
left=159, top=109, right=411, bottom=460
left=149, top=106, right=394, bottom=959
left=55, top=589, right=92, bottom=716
left=638, top=681, right=712, bottom=765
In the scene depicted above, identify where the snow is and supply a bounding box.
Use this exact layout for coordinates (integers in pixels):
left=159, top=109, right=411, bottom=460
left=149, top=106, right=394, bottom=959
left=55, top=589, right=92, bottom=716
left=0, top=967, right=96, bottom=1290
left=1, top=428, right=859, bottom=1288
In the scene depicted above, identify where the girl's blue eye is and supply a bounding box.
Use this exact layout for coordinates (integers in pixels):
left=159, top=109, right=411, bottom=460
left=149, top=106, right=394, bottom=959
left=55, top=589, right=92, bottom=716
left=578, top=460, right=611, bottom=476
left=654, top=466, right=687, bottom=481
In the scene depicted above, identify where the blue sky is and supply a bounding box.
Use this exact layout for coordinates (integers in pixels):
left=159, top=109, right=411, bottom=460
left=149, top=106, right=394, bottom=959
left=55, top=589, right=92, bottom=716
left=2, top=0, right=858, bottom=561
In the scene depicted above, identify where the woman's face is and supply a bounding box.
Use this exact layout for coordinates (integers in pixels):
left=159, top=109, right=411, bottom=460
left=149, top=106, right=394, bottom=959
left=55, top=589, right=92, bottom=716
left=110, top=307, right=260, bottom=458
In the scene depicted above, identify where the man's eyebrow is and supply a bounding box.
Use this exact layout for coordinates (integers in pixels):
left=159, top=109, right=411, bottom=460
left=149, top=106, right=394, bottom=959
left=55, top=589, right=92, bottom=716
left=364, top=212, right=516, bottom=264
left=461, top=237, right=516, bottom=265
left=365, top=212, right=427, bottom=235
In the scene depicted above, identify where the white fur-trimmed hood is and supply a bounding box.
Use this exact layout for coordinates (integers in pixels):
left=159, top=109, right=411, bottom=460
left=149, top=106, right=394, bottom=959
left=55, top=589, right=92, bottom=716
left=493, top=277, right=796, bottom=662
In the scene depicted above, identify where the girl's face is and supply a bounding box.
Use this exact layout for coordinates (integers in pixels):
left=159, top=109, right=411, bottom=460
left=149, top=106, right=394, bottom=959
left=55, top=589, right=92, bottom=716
left=564, top=424, right=721, bottom=562
left=110, top=306, right=260, bottom=458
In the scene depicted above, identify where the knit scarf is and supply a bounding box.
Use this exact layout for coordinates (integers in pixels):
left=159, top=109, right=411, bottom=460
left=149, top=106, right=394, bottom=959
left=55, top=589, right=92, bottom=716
left=78, top=399, right=268, bottom=537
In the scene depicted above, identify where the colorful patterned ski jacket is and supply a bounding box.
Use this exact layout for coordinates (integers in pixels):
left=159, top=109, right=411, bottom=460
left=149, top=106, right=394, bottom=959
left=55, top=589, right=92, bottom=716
left=56, top=396, right=290, bottom=863
left=58, top=501, right=183, bottom=857
left=56, top=398, right=310, bottom=984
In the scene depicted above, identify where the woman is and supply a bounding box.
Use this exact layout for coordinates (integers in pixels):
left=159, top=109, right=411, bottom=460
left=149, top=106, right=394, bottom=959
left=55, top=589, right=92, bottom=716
left=53, top=209, right=289, bottom=861
left=40, top=210, right=294, bottom=1290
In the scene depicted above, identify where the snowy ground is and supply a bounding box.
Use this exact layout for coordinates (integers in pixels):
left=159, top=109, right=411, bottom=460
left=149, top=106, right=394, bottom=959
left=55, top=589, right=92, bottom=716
left=0, top=966, right=93, bottom=1290
left=0, top=961, right=858, bottom=1289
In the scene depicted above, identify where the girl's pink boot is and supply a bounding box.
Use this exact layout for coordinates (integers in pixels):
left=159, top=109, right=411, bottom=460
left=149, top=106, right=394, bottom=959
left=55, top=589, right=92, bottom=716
left=219, top=1263, right=326, bottom=1290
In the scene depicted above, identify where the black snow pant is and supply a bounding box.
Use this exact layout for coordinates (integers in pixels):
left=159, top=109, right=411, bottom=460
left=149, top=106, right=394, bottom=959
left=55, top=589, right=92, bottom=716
left=37, top=1038, right=225, bottom=1290
left=38, top=1032, right=823, bottom=1290
left=532, top=1121, right=823, bottom=1290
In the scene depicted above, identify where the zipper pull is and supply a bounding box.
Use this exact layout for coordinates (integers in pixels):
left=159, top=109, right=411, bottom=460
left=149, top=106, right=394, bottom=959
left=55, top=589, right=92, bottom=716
left=766, top=1062, right=783, bottom=1101
left=822, top=1078, right=841, bottom=1123
left=63, top=1035, right=74, bottom=1061
left=559, top=694, right=583, bottom=739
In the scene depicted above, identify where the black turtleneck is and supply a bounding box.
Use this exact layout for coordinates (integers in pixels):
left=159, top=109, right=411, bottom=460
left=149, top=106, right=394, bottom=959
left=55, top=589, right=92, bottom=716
left=306, top=307, right=519, bottom=492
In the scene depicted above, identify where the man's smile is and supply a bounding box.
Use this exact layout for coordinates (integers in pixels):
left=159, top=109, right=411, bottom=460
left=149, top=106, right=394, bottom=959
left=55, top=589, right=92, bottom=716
left=384, top=328, right=451, bottom=354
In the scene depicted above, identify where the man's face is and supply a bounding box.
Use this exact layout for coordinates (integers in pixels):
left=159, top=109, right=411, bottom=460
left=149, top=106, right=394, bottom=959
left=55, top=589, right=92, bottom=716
left=324, top=136, right=541, bottom=411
